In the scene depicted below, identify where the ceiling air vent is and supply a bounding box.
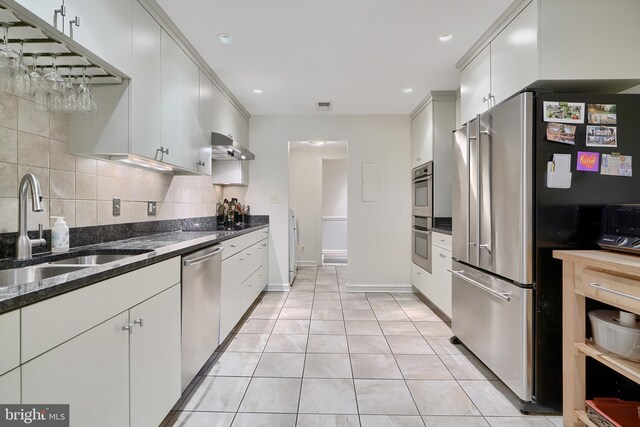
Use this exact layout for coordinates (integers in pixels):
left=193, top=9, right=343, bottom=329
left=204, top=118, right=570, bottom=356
left=316, top=101, right=332, bottom=112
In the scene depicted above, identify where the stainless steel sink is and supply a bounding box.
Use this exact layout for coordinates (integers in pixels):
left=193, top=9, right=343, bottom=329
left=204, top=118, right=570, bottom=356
left=0, top=265, right=88, bottom=287
left=48, top=254, right=135, bottom=265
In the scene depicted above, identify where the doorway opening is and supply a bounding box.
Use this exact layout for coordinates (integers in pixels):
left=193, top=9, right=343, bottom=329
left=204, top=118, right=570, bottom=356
left=288, top=140, right=348, bottom=283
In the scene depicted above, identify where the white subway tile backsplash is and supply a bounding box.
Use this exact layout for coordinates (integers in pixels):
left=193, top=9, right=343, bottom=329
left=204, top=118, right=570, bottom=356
left=49, top=111, right=68, bottom=142
left=0, top=126, right=17, bottom=163
left=17, top=131, right=49, bottom=168
left=75, top=200, right=97, bottom=227
left=0, top=198, right=18, bottom=232
left=49, top=199, right=76, bottom=227
left=76, top=157, right=97, bottom=175
left=0, top=162, right=17, bottom=198
left=17, top=98, right=49, bottom=137
left=0, top=91, right=17, bottom=129
left=50, top=170, right=76, bottom=199
left=0, top=91, right=221, bottom=232
left=75, top=173, right=97, bottom=200
left=49, top=140, right=76, bottom=172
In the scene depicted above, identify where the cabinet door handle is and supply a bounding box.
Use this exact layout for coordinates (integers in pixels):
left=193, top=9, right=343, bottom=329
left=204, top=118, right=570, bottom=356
left=230, top=244, right=237, bottom=248
left=134, top=318, right=144, bottom=327
left=262, top=243, right=267, bottom=247
left=123, top=324, right=134, bottom=333
left=589, top=283, right=640, bottom=302
left=196, top=161, right=205, bottom=167
left=246, top=253, right=252, bottom=256
left=240, top=258, right=245, bottom=261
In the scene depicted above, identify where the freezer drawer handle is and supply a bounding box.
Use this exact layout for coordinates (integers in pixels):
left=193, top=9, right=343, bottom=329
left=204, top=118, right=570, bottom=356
left=447, top=269, right=511, bottom=302
left=588, top=283, right=640, bottom=302
left=183, top=247, right=224, bottom=267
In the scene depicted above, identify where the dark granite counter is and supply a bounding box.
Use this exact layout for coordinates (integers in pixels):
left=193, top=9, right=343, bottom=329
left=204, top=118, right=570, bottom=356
left=0, top=219, right=268, bottom=314
left=432, top=217, right=452, bottom=236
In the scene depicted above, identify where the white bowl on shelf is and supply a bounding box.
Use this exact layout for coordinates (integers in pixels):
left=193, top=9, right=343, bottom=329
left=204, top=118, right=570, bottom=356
left=589, top=310, right=640, bottom=362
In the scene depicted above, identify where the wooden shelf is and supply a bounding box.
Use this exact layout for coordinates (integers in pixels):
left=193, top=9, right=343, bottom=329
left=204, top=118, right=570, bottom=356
left=575, top=342, right=640, bottom=385
left=575, top=410, right=599, bottom=427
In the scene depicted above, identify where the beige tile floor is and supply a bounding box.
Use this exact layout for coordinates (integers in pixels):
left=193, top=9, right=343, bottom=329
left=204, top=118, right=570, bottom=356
left=163, top=266, right=563, bottom=427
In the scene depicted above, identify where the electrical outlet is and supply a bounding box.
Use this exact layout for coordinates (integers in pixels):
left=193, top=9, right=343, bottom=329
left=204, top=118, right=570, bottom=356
left=300, top=245, right=305, bottom=252
left=147, top=201, right=157, bottom=216
left=112, top=198, right=121, bottom=216
left=270, top=196, right=278, bottom=204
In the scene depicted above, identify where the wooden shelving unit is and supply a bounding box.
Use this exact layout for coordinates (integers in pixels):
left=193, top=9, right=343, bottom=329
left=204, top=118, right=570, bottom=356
left=554, top=250, right=640, bottom=427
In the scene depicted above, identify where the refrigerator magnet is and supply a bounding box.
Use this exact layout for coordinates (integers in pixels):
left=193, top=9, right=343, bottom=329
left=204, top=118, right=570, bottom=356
left=601, top=153, right=632, bottom=177
left=543, top=101, right=585, bottom=124
left=546, top=122, right=576, bottom=145
left=586, top=125, right=617, bottom=147
left=587, top=104, right=616, bottom=124
left=576, top=151, right=600, bottom=172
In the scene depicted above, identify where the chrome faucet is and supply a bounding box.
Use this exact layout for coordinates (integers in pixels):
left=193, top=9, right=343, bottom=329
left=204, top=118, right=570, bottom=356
left=16, top=173, right=46, bottom=260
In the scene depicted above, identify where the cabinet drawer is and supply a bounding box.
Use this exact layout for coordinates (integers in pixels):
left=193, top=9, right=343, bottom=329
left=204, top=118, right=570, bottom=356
left=22, top=257, right=180, bottom=363
left=220, top=228, right=269, bottom=259
left=0, top=310, right=20, bottom=375
left=432, top=232, right=452, bottom=251
left=581, top=269, right=640, bottom=315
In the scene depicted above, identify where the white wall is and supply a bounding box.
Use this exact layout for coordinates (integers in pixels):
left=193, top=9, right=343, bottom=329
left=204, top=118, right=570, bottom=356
left=322, top=159, right=348, bottom=217
left=289, top=144, right=347, bottom=265
left=247, top=115, right=411, bottom=290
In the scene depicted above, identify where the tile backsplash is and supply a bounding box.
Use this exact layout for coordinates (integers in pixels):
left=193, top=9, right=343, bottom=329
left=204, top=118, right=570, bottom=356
left=0, top=90, right=222, bottom=233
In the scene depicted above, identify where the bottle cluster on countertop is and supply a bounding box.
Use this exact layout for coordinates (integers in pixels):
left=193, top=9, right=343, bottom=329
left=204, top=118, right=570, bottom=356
left=217, top=198, right=250, bottom=229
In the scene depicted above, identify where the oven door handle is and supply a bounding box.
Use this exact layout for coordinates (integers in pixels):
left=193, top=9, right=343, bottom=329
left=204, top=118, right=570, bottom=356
left=413, top=176, right=432, bottom=184
left=413, top=229, right=431, bottom=236
left=448, top=269, right=511, bottom=302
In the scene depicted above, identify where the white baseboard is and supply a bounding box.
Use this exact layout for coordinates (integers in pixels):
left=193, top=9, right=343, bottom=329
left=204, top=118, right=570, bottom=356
left=267, top=282, right=291, bottom=292
left=345, top=283, right=414, bottom=293
left=322, top=249, right=347, bottom=257
left=295, top=260, right=318, bottom=267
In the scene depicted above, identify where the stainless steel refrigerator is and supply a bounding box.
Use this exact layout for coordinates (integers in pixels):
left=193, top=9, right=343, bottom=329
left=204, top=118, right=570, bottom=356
left=451, top=91, right=640, bottom=412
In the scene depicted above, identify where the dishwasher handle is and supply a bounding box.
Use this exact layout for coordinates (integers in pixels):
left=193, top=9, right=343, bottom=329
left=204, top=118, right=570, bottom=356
left=183, top=247, right=224, bottom=267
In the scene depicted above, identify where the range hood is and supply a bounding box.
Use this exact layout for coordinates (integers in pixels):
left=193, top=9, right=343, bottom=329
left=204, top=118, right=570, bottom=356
left=211, top=132, right=255, bottom=160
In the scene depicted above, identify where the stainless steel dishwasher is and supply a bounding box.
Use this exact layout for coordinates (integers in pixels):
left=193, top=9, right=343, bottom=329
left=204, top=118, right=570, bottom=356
left=181, top=244, right=223, bottom=391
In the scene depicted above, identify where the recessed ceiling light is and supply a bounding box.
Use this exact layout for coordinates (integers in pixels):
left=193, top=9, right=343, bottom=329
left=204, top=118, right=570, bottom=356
left=439, top=33, right=453, bottom=42
left=309, top=141, right=326, bottom=146
left=217, top=33, right=234, bottom=44
left=253, top=89, right=263, bottom=94
left=403, top=88, right=414, bottom=94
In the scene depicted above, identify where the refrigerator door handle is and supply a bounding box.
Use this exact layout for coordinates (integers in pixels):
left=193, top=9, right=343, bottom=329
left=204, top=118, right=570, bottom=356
left=474, top=114, right=482, bottom=264
left=448, top=269, right=511, bottom=302
left=478, top=113, right=493, bottom=263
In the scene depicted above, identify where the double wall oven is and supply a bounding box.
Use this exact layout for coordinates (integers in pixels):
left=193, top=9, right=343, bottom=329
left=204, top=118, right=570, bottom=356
left=412, top=162, right=433, bottom=272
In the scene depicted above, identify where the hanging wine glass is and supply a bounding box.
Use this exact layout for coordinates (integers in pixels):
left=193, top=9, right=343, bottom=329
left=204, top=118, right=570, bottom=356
left=63, top=73, right=77, bottom=112
left=44, top=55, right=64, bottom=111
left=31, top=55, right=48, bottom=111
left=0, top=24, right=18, bottom=93
left=13, top=42, right=31, bottom=97
left=77, top=68, right=91, bottom=112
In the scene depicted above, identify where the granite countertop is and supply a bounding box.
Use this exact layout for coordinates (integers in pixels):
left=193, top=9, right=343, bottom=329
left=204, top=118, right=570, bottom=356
left=432, top=217, right=452, bottom=236
left=431, top=226, right=452, bottom=236
left=0, top=224, right=268, bottom=314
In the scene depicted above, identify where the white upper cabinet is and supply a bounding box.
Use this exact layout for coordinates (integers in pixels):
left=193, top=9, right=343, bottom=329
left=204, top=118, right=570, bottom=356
left=212, top=84, right=249, bottom=146
left=14, top=0, right=65, bottom=31
left=490, top=1, right=538, bottom=106
left=198, top=71, right=214, bottom=176
left=411, top=102, right=433, bottom=168
left=460, top=45, right=492, bottom=124
left=160, top=30, right=184, bottom=167
left=64, top=0, right=133, bottom=74
left=180, top=53, right=201, bottom=172
left=458, top=0, right=640, bottom=122
left=130, top=0, right=162, bottom=161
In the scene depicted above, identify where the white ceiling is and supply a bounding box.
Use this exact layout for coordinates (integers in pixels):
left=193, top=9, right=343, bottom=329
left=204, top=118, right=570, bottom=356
left=156, top=0, right=513, bottom=115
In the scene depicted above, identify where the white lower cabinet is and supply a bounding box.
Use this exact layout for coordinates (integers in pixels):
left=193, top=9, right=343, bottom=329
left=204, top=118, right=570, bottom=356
left=19, top=259, right=181, bottom=427
left=411, top=232, right=453, bottom=318
left=0, top=367, right=21, bottom=404
left=220, top=232, right=269, bottom=343
left=22, top=311, right=131, bottom=427
left=130, top=285, right=181, bottom=427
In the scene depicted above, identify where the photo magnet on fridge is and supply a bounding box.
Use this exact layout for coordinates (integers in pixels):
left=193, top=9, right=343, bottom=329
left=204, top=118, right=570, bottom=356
left=587, top=104, right=617, bottom=124
left=546, top=122, right=576, bottom=145
left=586, top=125, right=617, bottom=147
left=543, top=101, right=585, bottom=124
left=601, top=153, right=632, bottom=177
left=576, top=151, right=600, bottom=172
